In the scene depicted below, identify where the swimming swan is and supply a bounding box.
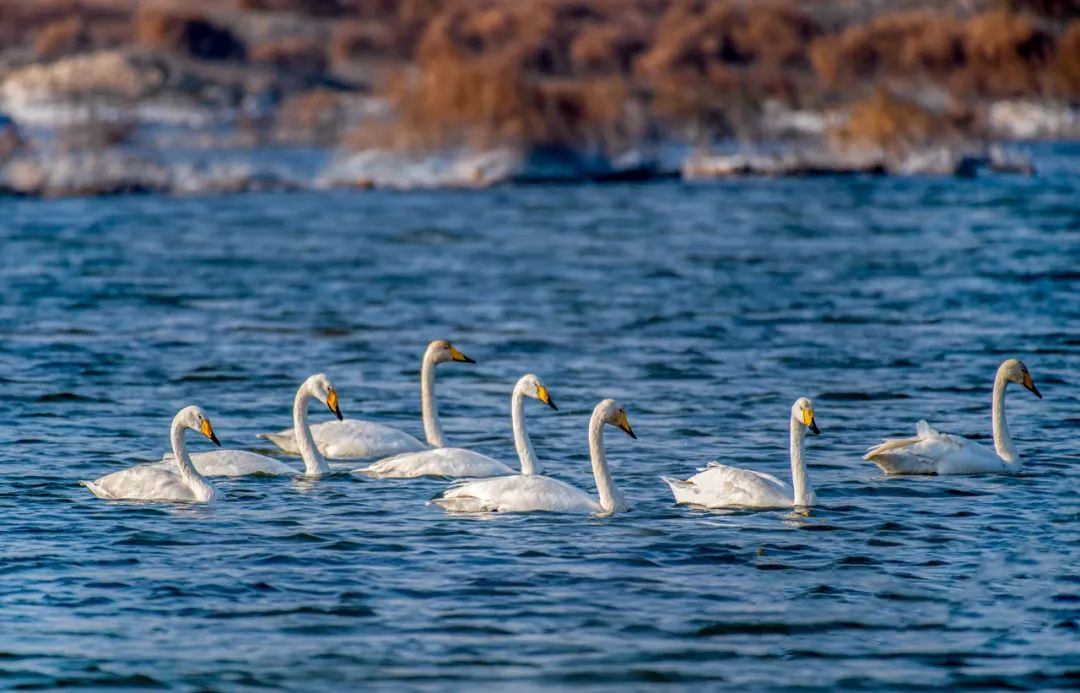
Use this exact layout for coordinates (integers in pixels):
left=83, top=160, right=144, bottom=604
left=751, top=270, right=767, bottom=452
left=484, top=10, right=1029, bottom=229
left=864, top=358, right=1041, bottom=475
left=662, top=398, right=820, bottom=509
left=160, top=374, right=342, bottom=477
left=82, top=406, right=223, bottom=503
left=431, top=399, right=636, bottom=515
left=257, top=340, right=474, bottom=459
left=356, top=373, right=556, bottom=479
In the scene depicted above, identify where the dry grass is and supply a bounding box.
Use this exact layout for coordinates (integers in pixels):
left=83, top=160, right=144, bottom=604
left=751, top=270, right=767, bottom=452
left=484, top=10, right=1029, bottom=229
left=809, top=11, right=967, bottom=86
left=833, top=89, right=955, bottom=153
left=1051, top=19, right=1080, bottom=94
left=234, top=0, right=345, bottom=16
left=4, top=0, right=1079, bottom=154
left=135, top=6, right=246, bottom=61
left=0, top=0, right=76, bottom=42
left=251, top=37, right=327, bottom=74
left=276, top=88, right=345, bottom=144
left=330, top=20, right=399, bottom=66
left=960, top=10, right=1053, bottom=96
left=33, top=16, right=90, bottom=58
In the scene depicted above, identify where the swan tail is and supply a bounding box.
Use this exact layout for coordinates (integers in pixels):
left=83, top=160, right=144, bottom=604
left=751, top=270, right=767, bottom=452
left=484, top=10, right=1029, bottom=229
left=863, top=436, right=920, bottom=460
left=80, top=480, right=113, bottom=500
left=428, top=494, right=496, bottom=513
left=660, top=475, right=696, bottom=503
left=868, top=453, right=938, bottom=475
left=256, top=431, right=297, bottom=452
left=354, top=464, right=389, bottom=479
left=660, top=475, right=692, bottom=491
left=865, top=420, right=942, bottom=460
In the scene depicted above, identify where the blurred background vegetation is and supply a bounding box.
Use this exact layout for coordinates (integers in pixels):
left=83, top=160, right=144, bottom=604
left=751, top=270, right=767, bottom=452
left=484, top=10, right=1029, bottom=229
left=0, top=0, right=1078, bottom=193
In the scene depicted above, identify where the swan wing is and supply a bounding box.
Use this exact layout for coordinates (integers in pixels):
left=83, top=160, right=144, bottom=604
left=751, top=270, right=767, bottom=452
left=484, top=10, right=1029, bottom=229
left=864, top=420, right=1005, bottom=475
left=258, top=419, right=427, bottom=459
left=81, top=463, right=205, bottom=502
left=160, top=450, right=299, bottom=477
left=357, top=448, right=515, bottom=479
left=662, top=462, right=792, bottom=509
left=431, top=474, right=601, bottom=514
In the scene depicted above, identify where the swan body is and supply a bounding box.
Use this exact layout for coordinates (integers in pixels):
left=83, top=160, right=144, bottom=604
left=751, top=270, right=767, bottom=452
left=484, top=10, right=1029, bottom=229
left=663, top=398, right=820, bottom=509
left=363, top=447, right=515, bottom=480
left=158, top=373, right=343, bottom=478
left=81, top=406, right=222, bottom=503
left=432, top=398, right=635, bottom=516
left=163, top=450, right=300, bottom=477
left=257, top=340, right=473, bottom=459
left=259, top=420, right=424, bottom=460
left=864, top=359, right=1041, bottom=476
left=433, top=474, right=604, bottom=514
left=358, top=373, right=556, bottom=479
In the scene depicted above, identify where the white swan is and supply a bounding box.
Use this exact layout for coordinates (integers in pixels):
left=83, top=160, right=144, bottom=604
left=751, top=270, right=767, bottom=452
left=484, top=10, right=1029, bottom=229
left=662, top=398, right=820, bottom=509
left=356, top=373, right=556, bottom=479
left=82, top=406, right=222, bottom=503
left=257, top=340, right=474, bottom=459
left=159, top=374, right=342, bottom=477
left=864, top=358, right=1041, bottom=475
left=431, top=399, right=635, bottom=515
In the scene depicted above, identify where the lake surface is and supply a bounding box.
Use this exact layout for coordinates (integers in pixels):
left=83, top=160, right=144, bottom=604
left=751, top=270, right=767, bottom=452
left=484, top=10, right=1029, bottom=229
left=1, top=149, right=1078, bottom=690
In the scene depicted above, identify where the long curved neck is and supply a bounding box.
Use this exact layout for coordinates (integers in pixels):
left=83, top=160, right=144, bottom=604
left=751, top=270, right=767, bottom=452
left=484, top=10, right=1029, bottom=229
left=511, top=388, right=538, bottom=475
left=421, top=355, right=446, bottom=447
left=294, top=388, right=330, bottom=476
left=588, top=410, right=623, bottom=513
left=789, top=418, right=814, bottom=507
left=992, top=371, right=1019, bottom=464
left=170, top=419, right=214, bottom=501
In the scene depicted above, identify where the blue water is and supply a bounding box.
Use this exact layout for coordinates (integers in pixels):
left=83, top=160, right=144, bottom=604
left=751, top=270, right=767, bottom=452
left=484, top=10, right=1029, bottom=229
left=1, top=158, right=1078, bottom=690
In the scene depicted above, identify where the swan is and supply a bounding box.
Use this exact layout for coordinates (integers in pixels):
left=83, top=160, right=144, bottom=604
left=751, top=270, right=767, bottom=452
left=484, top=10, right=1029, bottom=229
left=431, top=399, right=636, bottom=515
left=356, top=373, right=557, bottom=479
left=159, top=374, right=342, bottom=477
left=257, top=340, right=474, bottom=459
left=662, top=398, right=820, bottom=509
left=864, top=358, right=1041, bottom=475
left=81, top=406, right=223, bottom=503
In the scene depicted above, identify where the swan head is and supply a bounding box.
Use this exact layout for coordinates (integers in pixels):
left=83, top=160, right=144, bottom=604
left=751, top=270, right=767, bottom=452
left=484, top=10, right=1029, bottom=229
left=791, top=397, right=821, bottom=435
left=1000, top=359, right=1041, bottom=399
left=516, top=373, right=557, bottom=410
left=304, top=373, right=344, bottom=420
left=177, top=405, right=221, bottom=446
left=427, top=339, right=476, bottom=365
left=598, top=399, right=636, bottom=439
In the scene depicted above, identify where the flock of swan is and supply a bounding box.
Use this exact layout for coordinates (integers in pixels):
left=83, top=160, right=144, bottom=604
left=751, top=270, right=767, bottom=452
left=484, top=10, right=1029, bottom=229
left=81, top=340, right=1043, bottom=514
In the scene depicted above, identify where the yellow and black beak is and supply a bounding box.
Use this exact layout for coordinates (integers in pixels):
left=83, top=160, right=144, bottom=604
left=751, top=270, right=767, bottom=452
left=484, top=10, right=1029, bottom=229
left=537, top=384, right=557, bottom=411
left=1022, top=371, right=1042, bottom=399
left=616, top=410, right=637, bottom=439
left=448, top=344, right=476, bottom=364
left=327, top=388, right=343, bottom=420
left=803, top=409, right=821, bottom=435
left=200, top=418, right=221, bottom=446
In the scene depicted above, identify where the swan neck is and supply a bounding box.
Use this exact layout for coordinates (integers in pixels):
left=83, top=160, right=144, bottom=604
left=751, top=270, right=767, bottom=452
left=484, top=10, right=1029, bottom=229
left=789, top=418, right=815, bottom=507
left=294, top=387, right=330, bottom=476
left=170, top=416, right=214, bottom=501
left=588, top=409, right=622, bottom=513
left=992, top=371, right=1019, bottom=464
left=511, top=389, right=538, bottom=476
left=421, top=355, right=446, bottom=447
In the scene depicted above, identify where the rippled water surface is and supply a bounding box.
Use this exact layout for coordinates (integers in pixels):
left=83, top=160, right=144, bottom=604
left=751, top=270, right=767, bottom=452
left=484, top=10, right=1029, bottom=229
left=2, top=150, right=1078, bottom=690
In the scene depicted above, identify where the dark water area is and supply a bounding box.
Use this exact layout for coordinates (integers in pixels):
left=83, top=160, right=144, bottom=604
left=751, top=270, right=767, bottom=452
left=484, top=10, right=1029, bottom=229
left=1, top=150, right=1078, bottom=690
